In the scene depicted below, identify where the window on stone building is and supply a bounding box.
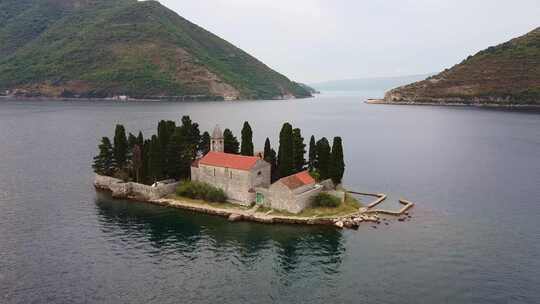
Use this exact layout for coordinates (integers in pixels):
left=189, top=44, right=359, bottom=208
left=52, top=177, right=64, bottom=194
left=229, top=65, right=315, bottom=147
left=213, top=168, right=216, bottom=176
left=230, top=171, right=233, bottom=179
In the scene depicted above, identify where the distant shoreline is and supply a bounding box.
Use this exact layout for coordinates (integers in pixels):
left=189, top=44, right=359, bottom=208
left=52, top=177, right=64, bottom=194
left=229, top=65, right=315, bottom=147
left=366, top=99, right=540, bottom=109
left=0, top=95, right=313, bottom=102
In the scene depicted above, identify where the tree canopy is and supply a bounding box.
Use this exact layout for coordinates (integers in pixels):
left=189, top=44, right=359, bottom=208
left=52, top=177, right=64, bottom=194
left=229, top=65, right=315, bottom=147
left=223, top=128, right=240, bottom=154
left=240, top=121, right=254, bottom=156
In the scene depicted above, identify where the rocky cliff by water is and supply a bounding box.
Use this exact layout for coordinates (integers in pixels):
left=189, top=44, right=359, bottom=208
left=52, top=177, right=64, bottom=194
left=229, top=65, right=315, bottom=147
left=383, top=27, right=540, bottom=105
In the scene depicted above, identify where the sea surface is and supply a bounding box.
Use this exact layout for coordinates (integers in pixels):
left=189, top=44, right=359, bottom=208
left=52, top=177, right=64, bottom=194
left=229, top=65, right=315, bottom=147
left=1, top=93, right=539, bottom=304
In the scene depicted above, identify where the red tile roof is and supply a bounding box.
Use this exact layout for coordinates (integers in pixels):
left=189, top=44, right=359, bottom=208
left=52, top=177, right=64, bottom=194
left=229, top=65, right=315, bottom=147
left=279, top=171, right=316, bottom=190
left=197, top=151, right=261, bottom=171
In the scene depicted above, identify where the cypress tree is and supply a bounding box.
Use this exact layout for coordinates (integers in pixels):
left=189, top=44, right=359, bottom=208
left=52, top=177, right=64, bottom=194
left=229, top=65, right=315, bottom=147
left=166, top=128, right=184, bottom=179
left=223, top=129, right=239, bottom=154
left=277, top=122, right=294, bottom=178
left=113, top=124, right=128, bottom=169
left=157, top=120, right=176, bottom=174
left=137, top=131, right=144, bottom=146
left=240, top=121, right=254, bottom=156
left=141, top=139, right=151, bottom=184
left=132, top=144, right=142, bottom=183
left=92, top=137, right=115, bottom=176
left=263, top=138, right=278, bottom=182
left=157, top=120, right=176, bottom=149
left=127, top=133, right=137, bottom=150
left=148, top=135, right=163, bottom=182
left=308, top=135, right=317, bottom=170
left=330, top=136, right=345, bottom=185
left=179, top=116, right=201, bottom=162
left=264, top=138, right=272, bottom=160
left=316, top=137, right=331, bottom=180
left=199, top=131, right=211, bottom=155
left=292, top=128, right=306, bottom=172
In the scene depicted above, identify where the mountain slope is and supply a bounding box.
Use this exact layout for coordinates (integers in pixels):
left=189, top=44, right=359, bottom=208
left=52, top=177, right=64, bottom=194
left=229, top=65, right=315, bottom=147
left=0, top=0, right=311, bottom=100
left=384, top=27, right=540, bottom=105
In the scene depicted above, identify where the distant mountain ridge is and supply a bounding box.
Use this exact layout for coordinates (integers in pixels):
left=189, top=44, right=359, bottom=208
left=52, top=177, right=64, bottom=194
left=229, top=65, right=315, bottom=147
left=311, top=74, right=432, bottom=92
left=383, top=27, right=540, bottom=105
left=0, top=0, right=311, bottom=100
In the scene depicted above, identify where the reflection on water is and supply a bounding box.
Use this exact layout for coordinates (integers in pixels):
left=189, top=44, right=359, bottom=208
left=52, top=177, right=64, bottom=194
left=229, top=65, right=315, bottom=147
left=95, top=192, right=345, bottom=276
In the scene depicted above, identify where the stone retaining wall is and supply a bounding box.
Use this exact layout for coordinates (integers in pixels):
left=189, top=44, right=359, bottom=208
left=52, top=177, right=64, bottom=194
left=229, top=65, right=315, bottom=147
left=94, top=174, right=179, bottom=201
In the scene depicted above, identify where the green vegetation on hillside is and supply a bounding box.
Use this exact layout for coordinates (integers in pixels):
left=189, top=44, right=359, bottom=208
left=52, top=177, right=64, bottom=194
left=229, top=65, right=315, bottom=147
left=0, top=0, right=311, bottom=99
left=385, top=27, right=540, bottom=104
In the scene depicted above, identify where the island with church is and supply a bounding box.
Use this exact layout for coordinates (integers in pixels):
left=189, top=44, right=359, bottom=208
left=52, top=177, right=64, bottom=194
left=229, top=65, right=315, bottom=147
left=92, top=117, right=414, bottom=229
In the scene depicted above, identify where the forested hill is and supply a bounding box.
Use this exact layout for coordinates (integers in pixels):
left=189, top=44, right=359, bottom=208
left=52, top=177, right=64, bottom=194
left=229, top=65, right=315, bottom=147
left=0, top=0, right=311, bottom=100
left=384, top=27, right=540, bottom=105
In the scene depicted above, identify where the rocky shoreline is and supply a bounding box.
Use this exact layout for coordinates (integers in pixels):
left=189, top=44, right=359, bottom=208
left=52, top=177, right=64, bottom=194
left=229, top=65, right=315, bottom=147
left=0, top=94, right=313, bottom=103
left=365, top=99, right=540, bottom=109
left=94, top=175, right=415, bottom=230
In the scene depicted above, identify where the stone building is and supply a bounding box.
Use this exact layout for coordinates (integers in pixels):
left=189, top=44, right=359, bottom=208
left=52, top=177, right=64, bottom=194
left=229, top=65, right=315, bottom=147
left=255, top=170, right=323, bottom=214
left=191, top=151, right=271, bottom=205
left=191, top=126, right=271, bottom=205
left=191, top=125, right=330, bottom=213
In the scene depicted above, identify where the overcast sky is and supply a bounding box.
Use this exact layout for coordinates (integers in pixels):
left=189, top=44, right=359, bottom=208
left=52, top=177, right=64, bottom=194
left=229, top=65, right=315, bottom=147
left=159, top=0, right=539, bottom=83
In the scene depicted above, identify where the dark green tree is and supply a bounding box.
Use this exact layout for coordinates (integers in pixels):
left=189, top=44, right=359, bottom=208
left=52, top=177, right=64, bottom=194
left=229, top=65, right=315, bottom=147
left=141, top=139, right=151, bottom=184
left=223, top=128, right=239, bottom=154
left=92, top=137, right=115, bottom=176
left=157, top=120, right=176, bottom=174
left=292, top=128, right=306, bottom=172
left=157, top=120, right=176, bottom=149
left=148, top=135, right=164, bottom=182
left=199, top=131, right=211, bottom=155
left=277, top=122, right=294, bottom=178
left=179, top=115, right=201, bottom=162
left=166, top=128, right=185, bottom=179
left=127, top=133, right=138, bottom=150
left=308, top=135, right=317, bottom=170
left=330, top=137, right=345, bottom=185
left=132, top=144, right=142, bottom=182
left=113, top=124, right=128, bottom=169
left=263, top=138, right=278, bottom=182
left=316, top=137, right=331, bottom=180
left=240, top=121, right=254, bottom=156
left=137, top=131, right=144, bottom=146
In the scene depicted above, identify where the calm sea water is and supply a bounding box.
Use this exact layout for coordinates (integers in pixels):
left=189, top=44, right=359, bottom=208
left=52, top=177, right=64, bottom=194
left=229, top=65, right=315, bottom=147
left=1, top=94, right=539, bottom=304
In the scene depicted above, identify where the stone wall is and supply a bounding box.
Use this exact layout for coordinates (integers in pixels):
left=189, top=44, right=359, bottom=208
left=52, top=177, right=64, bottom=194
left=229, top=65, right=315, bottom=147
left=319, top=179, right=335, bottom=190
left=94, top=174, right=179, bottom=201
left=325, top=190, right=345, bottom=203
left=191, top=159, right=270, bottom=206
left=289, top=185, right=323, bottom=213
left=264, top=182, right=323, bottom=214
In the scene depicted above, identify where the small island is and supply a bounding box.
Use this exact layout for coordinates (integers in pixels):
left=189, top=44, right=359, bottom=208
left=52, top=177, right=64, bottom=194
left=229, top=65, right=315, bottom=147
left=93, top=117, right=413, bottom=229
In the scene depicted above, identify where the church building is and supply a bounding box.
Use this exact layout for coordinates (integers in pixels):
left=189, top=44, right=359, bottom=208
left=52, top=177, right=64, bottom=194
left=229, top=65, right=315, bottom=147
left=191, top=125, right=328, bottom=213
left=191, top=126, right=271, bottom=205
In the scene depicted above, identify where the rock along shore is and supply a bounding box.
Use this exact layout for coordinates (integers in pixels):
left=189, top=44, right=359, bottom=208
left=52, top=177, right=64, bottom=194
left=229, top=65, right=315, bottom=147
left=365, top=99, right=540, bottom=109
left=94, top=174, right=415, bottom=230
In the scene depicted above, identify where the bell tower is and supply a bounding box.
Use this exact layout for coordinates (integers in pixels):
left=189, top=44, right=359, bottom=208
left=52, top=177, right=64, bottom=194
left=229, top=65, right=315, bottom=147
left=211, top=125, right=224, bottom=153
